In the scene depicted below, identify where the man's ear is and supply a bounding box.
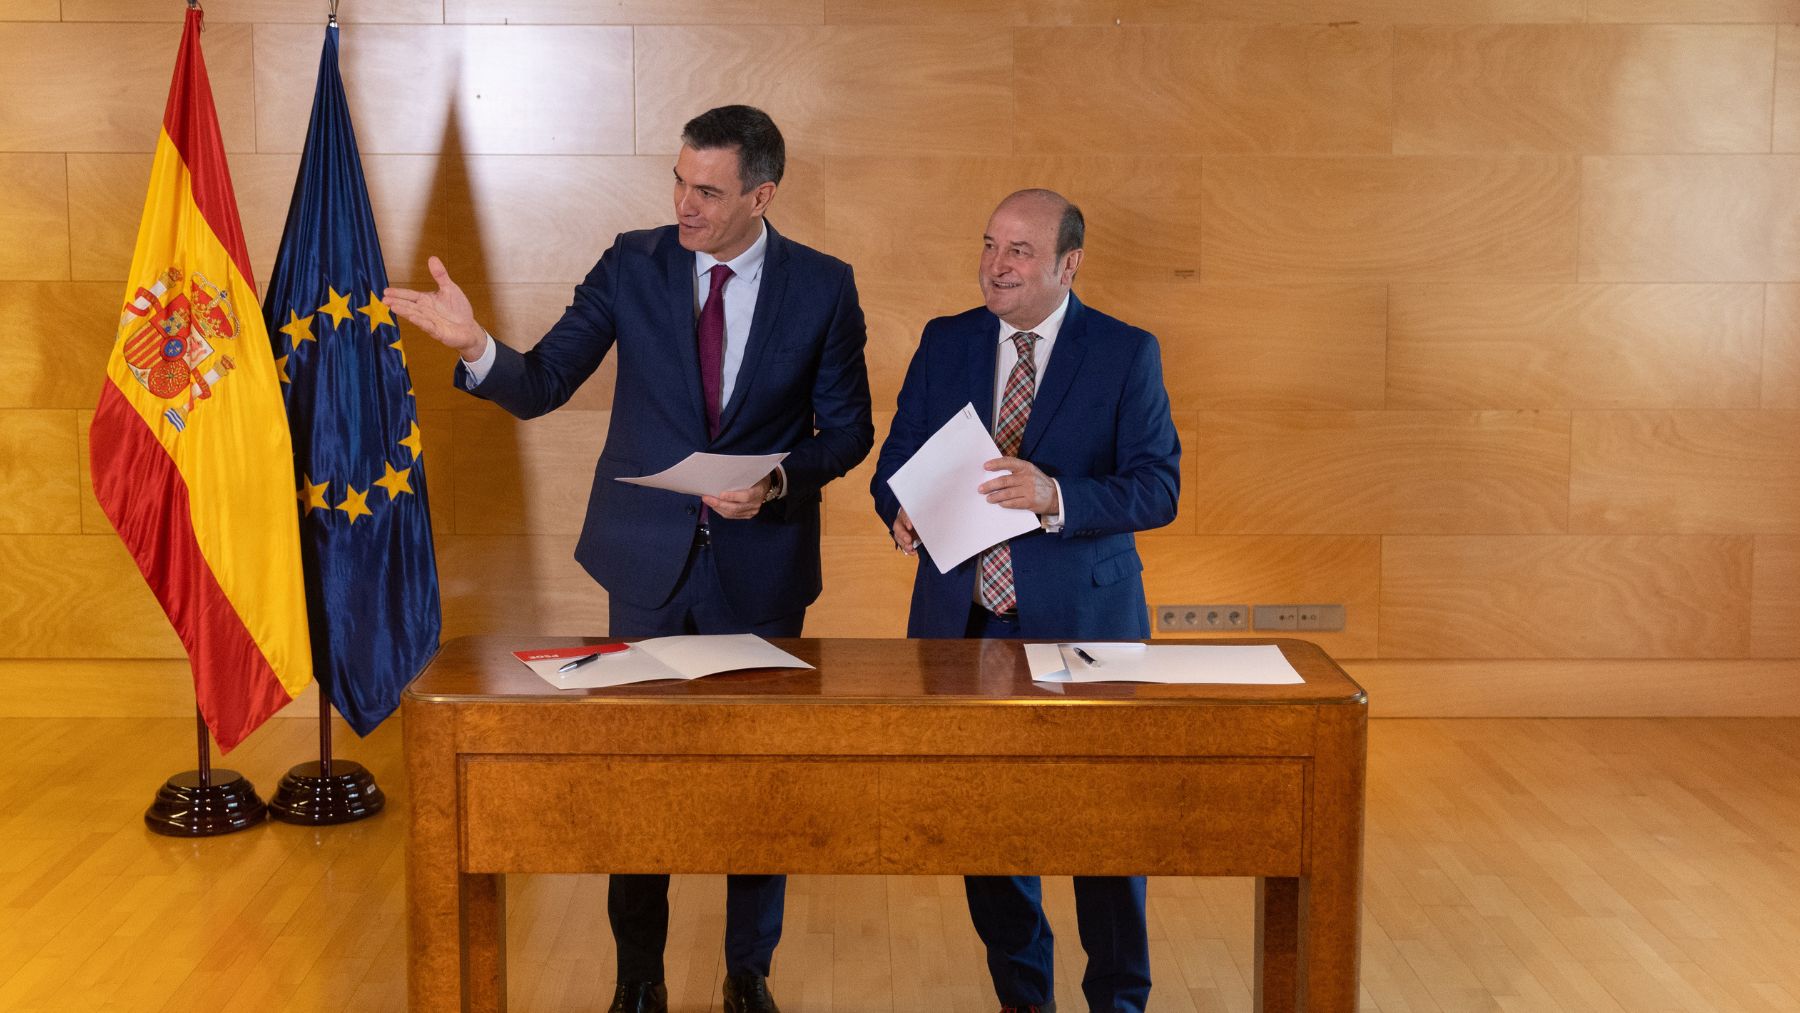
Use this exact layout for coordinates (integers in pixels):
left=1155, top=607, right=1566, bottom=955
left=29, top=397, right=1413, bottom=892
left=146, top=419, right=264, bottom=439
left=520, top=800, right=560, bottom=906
left=750, top=181, right=778, bottom=216
left=1060, top=248, right=1084, bottom=286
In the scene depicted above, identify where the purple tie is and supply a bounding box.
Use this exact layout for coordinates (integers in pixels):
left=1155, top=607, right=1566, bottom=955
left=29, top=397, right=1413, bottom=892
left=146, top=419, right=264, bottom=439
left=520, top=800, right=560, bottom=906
left=697, top=263, right=734, bottom=440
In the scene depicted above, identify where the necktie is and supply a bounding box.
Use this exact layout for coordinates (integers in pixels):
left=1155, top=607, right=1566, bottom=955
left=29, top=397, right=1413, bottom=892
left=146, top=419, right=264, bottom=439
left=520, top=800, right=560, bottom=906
left=697, top=263, right=734, bottom=440
left=976, top=330, right=1039, bottom=615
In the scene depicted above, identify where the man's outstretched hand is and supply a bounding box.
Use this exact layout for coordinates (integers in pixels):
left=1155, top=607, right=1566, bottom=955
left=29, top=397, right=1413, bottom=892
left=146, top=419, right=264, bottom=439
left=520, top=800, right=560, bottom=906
left=385, top=256, right=488, bottom=360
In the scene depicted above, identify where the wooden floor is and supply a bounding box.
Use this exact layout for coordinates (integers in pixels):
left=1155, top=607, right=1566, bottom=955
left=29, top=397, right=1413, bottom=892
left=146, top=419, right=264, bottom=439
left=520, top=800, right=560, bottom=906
left=3, top=715, right=1799, bottom=1012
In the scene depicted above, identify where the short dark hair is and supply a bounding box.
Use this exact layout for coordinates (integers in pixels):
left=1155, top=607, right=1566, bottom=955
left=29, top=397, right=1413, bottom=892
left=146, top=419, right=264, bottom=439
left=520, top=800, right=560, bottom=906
left=1004, top=188, right=1085, bottom=259
left=681, top=105, right=786, bottom=193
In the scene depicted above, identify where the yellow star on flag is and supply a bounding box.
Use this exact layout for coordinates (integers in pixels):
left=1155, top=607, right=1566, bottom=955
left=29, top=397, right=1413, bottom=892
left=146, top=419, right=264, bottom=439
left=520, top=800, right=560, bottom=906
left=374, top=461, right=414, bottom=499
left=318, top=287, right=354, bottom=328
left=359, top=292, right=395, bottom=330
left=301, top=475, right=331, bottom=513
left=275, top=354, right=291, bottom=384
left=398, top=420, right=424, bottom=461
left=279, top=309, right=316, bottom=345
left=389, top=336, right=408, bottom=367
left=337, top=485, right=373, bottom=524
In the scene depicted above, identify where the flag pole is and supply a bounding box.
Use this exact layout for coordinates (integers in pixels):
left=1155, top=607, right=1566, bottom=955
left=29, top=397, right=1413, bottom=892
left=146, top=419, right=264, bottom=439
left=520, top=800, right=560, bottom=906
left=269, top=693, right=385, bottom=825
left=143, top=705, right=268, bottom=836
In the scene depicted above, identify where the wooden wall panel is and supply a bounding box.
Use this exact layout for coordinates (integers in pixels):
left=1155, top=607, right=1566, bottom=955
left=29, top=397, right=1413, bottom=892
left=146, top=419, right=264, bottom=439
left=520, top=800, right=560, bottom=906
left=1380, top=535, right=1754, bottom=658
left=436, top=534, right=606, bottom=638
left=1779, top=27, right=1800, bottom=152
left=1197, top=0, right=1583, bottom=21
left=822, top=412, right=890, bottom=539
left=1188, top=411, right=1570, bottom=534
left=1570, top=412, right=1800, bottom=534
left=806, top=534, right=917, bottom=638
left=0, top=23, right=254, bottom=153
left=0, top=283, right=118, bottom=410
left=1084, top=282, right=1388, bottom=410
left=450, top=410, right=609, bottom=536
left=1201, top=156, right=1581, bottom=281
left=449, top=0, right=823, bottom=22
left=0, top=535, right=183, bottom=658
left=256, top=26, right=634, bottom=156
left=1766, top=285, right=1800, bottom=408
left=1395, top=26, right=1774, bottom=154
left=1585, top=0, right=1800, bottom=22
left=0, top=154, right=68, bottom=282
left=822, top=0, right=1237, bottom=24
left=854, top=280, right=979, bottom=414
left=435, top=157, right=670, bottom=286
left=0, top=411, right=79, bottom=535
left=62, top=0, right=444, bottom=21
left=1348, top=660, right=1800, bottom=717
left=1581, top=156, right=1800, bottom=282
left=1387, top=284, right=1764, bottom=409
left=0, top=2, right=57, bottom=19
left=1753, top=538, right=1800, bottom=657
left=1013, top=25, right=1391, bottom=155
left=633, top=26, right=1012, bottom=157
left=1139, top=535, right=1381, bottom=658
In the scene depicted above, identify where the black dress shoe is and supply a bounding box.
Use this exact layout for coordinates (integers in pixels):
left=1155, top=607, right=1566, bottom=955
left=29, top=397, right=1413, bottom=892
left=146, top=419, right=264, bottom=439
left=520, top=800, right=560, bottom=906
left=607, top=980, right=667, bottom=1013
left=998, top=1004, right=1055, bottom=1013
left=723, top=972, right=781, bottom=1013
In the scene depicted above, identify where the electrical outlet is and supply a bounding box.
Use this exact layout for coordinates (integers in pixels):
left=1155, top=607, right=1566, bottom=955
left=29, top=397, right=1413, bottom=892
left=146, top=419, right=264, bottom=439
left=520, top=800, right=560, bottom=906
left=1254, top=604, right=1298, bottom=630
left=1156, top=604, right=1248, bottom=632
left=1295, top=604, right=1346, bottom=631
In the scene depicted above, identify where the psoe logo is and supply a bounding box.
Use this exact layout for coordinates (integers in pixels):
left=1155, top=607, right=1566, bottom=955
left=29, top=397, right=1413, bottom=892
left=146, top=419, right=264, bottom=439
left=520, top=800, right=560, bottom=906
left=118, top=267, right=239, bottom=433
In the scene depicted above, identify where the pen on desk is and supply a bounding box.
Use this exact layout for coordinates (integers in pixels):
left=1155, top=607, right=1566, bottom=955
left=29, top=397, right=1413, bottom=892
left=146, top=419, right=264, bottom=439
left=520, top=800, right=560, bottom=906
left=557, top=653, right=602, bottom=674
left=1072, top=647, right=1102, bottom=668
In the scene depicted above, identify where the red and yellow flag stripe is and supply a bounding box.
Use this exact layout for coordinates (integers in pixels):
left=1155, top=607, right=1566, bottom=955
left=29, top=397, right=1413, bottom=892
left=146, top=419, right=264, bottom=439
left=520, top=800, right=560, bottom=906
left=90, top=8, right=311, bottom=751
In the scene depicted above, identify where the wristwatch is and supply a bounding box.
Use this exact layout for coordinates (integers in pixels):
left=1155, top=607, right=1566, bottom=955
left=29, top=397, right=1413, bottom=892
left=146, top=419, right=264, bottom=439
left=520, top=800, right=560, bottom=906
left=762, top=468, right=785, bottom=503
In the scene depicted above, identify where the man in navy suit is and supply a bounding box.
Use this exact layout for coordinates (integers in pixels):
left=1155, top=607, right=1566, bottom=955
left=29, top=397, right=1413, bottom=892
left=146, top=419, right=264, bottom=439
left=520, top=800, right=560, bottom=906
left=388, top=106, right=872, bottom=1013
left=871, top=189, right=1180, bottom=1013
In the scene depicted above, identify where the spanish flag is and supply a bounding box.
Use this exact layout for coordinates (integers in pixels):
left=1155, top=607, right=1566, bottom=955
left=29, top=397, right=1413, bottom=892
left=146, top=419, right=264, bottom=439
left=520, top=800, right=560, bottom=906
left=90, top=7, right=312, bottom=752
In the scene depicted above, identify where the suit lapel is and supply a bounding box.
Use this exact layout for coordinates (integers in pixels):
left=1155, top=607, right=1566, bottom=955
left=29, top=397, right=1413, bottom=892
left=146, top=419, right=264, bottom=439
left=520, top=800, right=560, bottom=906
left=716, top=222, right=787, bottom=437
left=971, top=312, right=1001, bottom=433
left=661, top=228, right=708, bottom=442
left=1018, top=293, right=1086, bottom=459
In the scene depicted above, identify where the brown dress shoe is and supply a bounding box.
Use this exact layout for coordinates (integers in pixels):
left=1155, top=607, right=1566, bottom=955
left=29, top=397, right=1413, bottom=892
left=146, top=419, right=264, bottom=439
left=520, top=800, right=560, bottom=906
left=723, top=972, right=781, bottom=1013
left=607, top=980, right=667, bottom=1013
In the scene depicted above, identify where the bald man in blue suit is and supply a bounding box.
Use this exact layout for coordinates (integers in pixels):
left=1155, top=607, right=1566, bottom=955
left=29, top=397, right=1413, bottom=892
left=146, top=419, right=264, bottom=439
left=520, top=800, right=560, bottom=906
left=872, top=189, right=1180, bottom=1013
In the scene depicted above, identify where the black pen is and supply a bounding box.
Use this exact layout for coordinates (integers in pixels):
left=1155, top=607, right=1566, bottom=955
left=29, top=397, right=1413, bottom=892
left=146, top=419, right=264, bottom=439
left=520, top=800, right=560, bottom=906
left=1072, top=647, right=1103, bottom=668
left=557, top=653, right=603, bottom=673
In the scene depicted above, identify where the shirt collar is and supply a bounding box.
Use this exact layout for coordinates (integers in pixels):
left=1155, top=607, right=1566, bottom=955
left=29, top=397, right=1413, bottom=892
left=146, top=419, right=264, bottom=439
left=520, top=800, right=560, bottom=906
left=695, top=220, right=769, bottom=284
left=997, top=291, right=1072, bottom=347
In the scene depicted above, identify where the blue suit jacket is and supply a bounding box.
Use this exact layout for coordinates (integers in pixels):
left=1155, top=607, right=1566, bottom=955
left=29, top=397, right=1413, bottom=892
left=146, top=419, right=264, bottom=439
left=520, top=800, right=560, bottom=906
left=459, top=222, right=874, bottom=623
left=871, top=294, right=1180, bottom=640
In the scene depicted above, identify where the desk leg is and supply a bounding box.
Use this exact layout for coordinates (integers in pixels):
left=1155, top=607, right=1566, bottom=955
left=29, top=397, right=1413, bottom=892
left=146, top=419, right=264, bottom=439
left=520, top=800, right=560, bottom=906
left=408, top=699, right=511, bottom=1012
left=1301, top=705, right=1367, bottom=1012
left=1254, top=876, right=1300, bottom=1013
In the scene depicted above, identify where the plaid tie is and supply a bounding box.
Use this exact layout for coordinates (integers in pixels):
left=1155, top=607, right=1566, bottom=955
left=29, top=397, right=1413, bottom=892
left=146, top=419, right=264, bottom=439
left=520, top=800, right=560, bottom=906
left=976, top=331, right=1039, bottom=615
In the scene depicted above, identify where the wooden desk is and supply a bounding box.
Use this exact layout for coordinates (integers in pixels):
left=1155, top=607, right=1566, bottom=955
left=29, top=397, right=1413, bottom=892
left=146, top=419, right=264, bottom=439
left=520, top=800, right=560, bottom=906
left=404, top=636, right=1366, bottom=1012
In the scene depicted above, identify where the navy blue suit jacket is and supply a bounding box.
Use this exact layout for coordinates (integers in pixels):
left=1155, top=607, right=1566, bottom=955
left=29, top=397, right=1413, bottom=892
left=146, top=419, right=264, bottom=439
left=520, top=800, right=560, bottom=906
left=871, top=294, right=1180, bottom=640
left=459, top=223, right=874, bottom=623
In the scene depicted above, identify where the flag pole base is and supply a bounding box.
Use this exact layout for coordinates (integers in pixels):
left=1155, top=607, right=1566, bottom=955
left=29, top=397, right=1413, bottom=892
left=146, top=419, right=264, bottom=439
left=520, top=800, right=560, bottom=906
left=144, top=769, right=267, bottom=836
left=268, top=760, right=385, bottom=825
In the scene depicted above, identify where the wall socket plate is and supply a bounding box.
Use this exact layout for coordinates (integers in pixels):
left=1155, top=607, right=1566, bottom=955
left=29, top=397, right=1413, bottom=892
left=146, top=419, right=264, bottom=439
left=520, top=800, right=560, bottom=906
left=1254, top=604, right=1298, bottom=630
left=1256, top=604, right=1345, bottom=631
left=1156, top=604, right=1248, bottom=632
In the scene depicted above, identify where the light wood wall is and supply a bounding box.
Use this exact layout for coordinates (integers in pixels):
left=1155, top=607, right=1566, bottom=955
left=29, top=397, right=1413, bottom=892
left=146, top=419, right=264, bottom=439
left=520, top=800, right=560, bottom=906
left=4, top=0, right=1799, bottom=714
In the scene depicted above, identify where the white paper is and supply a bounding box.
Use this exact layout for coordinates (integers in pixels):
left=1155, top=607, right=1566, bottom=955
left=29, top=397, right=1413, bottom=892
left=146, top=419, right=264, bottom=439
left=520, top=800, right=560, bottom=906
left=520, top=634, right=812, bottom=690
left=616, top=451, right=788, bottom=498
left=884, top=404, right=1040, bottom=573
left=1061, top=644, right=1305, bottom=685
left=1025, top=642, right=1148, bottom=682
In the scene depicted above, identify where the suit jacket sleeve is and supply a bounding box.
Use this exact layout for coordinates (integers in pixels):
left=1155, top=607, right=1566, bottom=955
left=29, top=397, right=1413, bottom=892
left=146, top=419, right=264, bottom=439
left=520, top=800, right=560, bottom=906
left=451, top=238, right=622, bottom=419
left=871, top=318, right=937, bottom=530
left=775, top=264, right=875, bottom=504
left=1053, top=329, right=1180, bottom=538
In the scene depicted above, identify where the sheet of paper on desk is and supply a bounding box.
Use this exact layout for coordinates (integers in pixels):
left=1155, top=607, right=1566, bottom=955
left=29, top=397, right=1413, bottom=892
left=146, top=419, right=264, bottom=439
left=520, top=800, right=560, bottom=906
left=885, top=403, right=1040, bottom=573
left=1062, top=643, right=1305, bottom=685
left=615, top=451, right=788, bottom=497
left=1024, top=642, right=1147, bottom=682
left=519, top=634, right=812, bottom=690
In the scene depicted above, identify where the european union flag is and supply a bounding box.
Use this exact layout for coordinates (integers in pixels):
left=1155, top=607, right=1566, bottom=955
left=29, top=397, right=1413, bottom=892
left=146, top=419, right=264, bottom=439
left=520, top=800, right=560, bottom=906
left=265, top=24, right=440, bottom=736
